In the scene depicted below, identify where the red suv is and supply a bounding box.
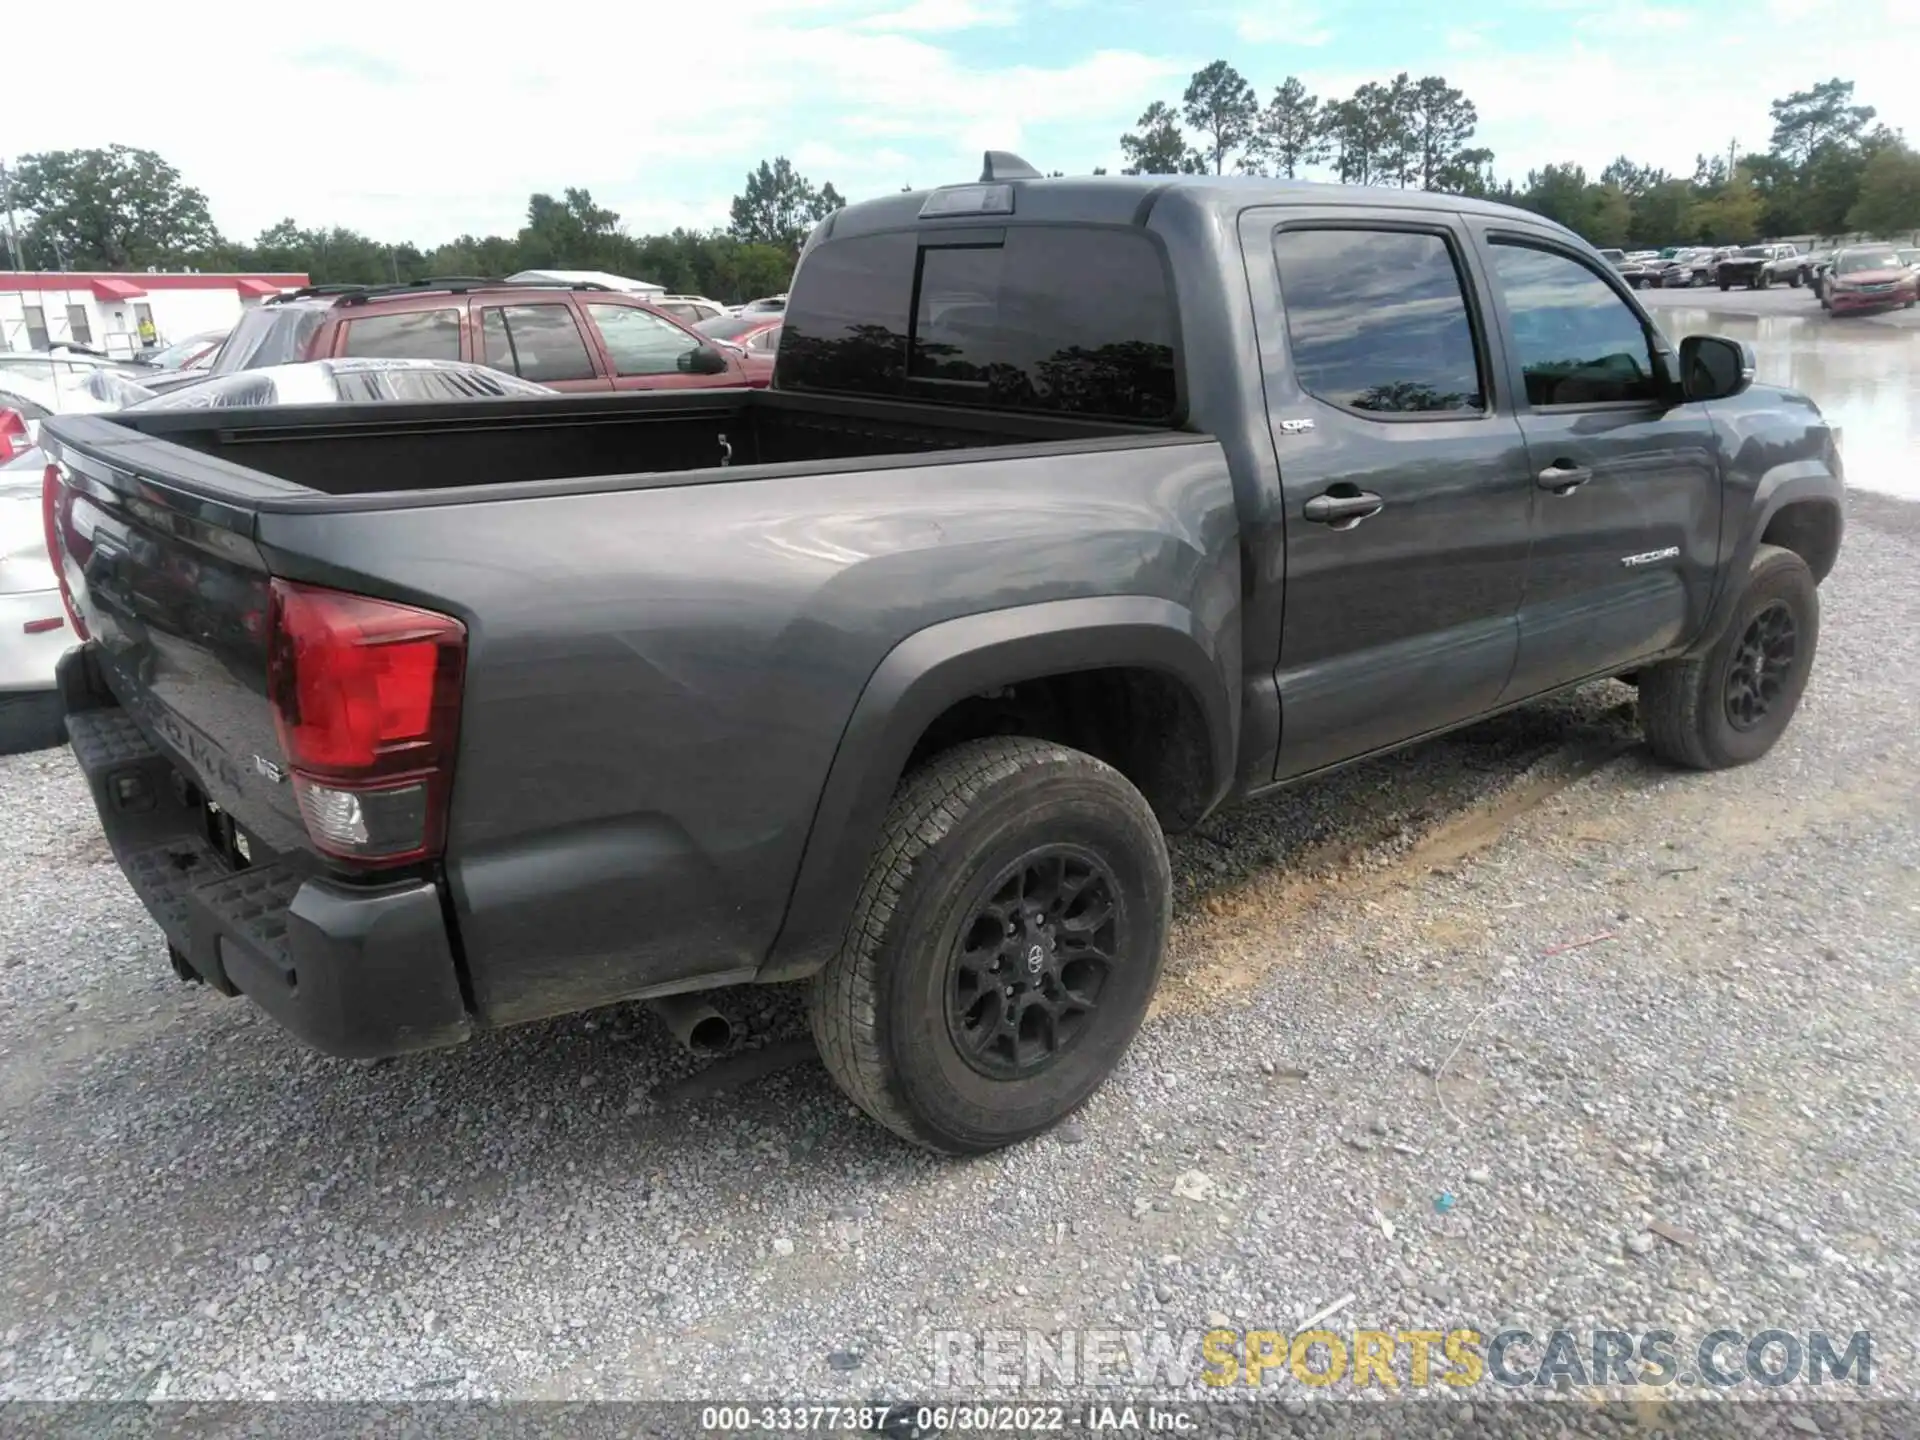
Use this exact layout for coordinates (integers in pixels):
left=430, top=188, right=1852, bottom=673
left=203, top=277, right=753, bottom=393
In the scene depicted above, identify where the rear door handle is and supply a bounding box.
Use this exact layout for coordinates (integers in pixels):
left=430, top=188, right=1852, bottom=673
left=1537, top=463, right=1594, bottom=493
left=1303, top=490, right=1384, bottom=526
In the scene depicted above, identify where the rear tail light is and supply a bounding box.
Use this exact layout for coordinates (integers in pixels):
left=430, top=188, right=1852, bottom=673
left=41, top=464, right=92, bottom=642
left=266, top=579, right=466, bottom=869
left=0, top=408, right=26, bottom=464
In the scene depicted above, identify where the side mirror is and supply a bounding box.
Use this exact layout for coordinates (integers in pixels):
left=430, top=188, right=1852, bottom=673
left=1679, top=334, right=1755, bottom=402
left=678, top=343, right=731, bottom=376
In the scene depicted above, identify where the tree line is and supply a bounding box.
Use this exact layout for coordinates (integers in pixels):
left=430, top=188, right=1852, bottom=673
left=5, top=75, right=1916, bottom=299
left=1505, top=80, right=1920, bottom=247
left=1118, top=61, right=1494, bottom=193
left=1, top=146, right=848, bottom=302
left=1115, top=66, right=1919, bottom=244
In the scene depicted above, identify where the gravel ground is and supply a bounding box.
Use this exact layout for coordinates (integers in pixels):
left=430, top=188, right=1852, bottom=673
left=1, top=493, right=1916, bottom=1425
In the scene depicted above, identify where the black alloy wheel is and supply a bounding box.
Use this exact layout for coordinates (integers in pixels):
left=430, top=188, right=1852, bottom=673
left=946, top=848, right=1121, bottom=1080
left=1723, top=601, right=1798, bottom=732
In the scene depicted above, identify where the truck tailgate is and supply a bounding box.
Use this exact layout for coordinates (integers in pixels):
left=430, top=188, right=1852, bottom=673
left=42, top=420, right=472, bottom=1055
left=44, top=430, right=310, bottom=859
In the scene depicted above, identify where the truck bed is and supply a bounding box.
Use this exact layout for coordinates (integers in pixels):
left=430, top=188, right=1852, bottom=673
left=41, top=387, right=1233, bottom=1042
left=67, top=388, right=1160, bottom=502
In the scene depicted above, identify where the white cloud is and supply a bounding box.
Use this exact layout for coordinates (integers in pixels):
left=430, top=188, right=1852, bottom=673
left=1232, top=1, right=1332, bottom=46
left=858, top=0, right=1018, bottom=31
left=2, top=0, right=1177, bottom=243
left=1264, top=0, right=1918, bottom=189
left=1441, top=7, right=1920, bottom=185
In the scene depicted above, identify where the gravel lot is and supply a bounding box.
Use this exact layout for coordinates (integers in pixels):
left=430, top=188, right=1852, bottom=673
left=2, top=409, right=1916, bottom=1418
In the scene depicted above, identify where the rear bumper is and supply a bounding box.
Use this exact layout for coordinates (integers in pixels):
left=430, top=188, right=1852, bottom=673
left=61, top=648, right=472, bottom=1059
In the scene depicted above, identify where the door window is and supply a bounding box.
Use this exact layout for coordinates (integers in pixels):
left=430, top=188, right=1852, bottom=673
left=340, top=308, right=462, bottom=361
left=1271, top=227, right=1486, bottom=414
left=479, top=304, right=597, bottom=382
left=585, top=303, right=701, bottom=376
left=1487, top=242, right=1660, bottom=406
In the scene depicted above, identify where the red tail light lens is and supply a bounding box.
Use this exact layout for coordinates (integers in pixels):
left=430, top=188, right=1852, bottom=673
left=267, top=578, right=466, bottom=868
left=41, top=464, right=92, bottom=642
left=0, top=408, right=26, bottom=465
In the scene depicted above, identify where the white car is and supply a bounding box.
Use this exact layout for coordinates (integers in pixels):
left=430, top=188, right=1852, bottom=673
left=1, top=358, right=558, bottom=754
left=0, top=461, right=70, bottom=754
left=652, top=295, right=728, bottom=325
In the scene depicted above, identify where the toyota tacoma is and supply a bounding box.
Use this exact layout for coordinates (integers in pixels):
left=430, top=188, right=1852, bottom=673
left=39, top=158, right=1846, bottom=1154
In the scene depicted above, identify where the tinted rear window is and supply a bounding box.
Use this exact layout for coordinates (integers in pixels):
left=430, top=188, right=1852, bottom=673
left=341, top=309, right=463, bottom=361
left=780, top=227, right=1179, bottom=424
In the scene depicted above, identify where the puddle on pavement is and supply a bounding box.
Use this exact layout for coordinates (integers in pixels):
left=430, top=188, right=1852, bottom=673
left=1655, top=304, right=1920, bottom=502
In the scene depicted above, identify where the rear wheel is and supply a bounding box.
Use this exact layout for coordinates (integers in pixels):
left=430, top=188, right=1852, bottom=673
left=1639, top=545, right=1818, bottom=771
left=810, top=737, right=1171, bottom=1153
left=1718, top=277, right=1732, bottom=291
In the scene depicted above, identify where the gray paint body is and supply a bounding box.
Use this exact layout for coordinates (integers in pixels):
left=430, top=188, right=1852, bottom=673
left=42, top=174, right=1844, bottom=1035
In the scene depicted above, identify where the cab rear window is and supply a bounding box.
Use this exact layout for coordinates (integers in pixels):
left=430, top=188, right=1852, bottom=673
left=780, top=227, right=1179, bottom=424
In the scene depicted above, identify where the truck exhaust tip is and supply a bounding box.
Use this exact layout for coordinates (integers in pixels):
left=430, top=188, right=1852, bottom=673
left=647, top=993, right=734, bottom=1054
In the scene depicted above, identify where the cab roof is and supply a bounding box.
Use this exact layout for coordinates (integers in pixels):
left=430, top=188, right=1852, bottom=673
left=818, top=156, right=1574, bottom=245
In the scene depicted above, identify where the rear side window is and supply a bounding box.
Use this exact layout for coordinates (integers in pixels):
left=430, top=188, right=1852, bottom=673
left=480, top=304, right=597, bottom=382
left=340, top=308, right=462, bottom=361
left=1272, top=228, right=1485, bottom=414
left=782, top=227, right=1179, bottom=424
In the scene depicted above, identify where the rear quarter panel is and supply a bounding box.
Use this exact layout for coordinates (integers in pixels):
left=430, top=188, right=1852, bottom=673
left=254, top=439, right=1239, bottom=1024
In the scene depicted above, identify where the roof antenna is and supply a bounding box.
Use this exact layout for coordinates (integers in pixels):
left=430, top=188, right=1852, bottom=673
left=980, top=151, right=1043, bottom=182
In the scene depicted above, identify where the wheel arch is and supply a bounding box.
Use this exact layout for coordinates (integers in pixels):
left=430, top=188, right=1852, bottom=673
left=758, top=595, right=1236, bottom=982
left=1690, top=466, right=1843, bottom=655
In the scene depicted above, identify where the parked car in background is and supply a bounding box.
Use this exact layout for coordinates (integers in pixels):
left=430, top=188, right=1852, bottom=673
left=0, top=370, right=142, bottom=455
left=1819, top=246, right=1920, bottom=315
left=1, top=358, right=557, bottom=755
left=1896, top=247, right=1920, bottom=271
left=653, top=295, right=728, bottom=325
left=1713, top=244, right=1793, bottom=290
left=729, top=292, right=788, bottom=317
left=1650, top=248, right=1715, bottom=287
left=0, top=348, right=144, bottom=393
left=1600, top=249, right=1656, bottom=288
left=192, top=277, right=753, bottom=393
left=132, top=357, right=558, bottom=409
left=125, top=328, right=230, bottom=375
left=0, top=459, right=68, bottom=754
left=694, top=313, right=782, bottom=386
left=1758, top=244, right=1807, bottom=287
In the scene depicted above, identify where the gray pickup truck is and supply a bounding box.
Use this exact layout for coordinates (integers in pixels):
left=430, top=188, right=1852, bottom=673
left=39, top=156, right=1845, bottom=1153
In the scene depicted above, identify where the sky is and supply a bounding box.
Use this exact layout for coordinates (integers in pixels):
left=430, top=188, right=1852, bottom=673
left=7, top=0, right=1918, bottom=249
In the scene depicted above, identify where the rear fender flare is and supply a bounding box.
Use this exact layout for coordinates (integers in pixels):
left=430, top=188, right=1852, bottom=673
left=758, top=595, right=1235, bottom=981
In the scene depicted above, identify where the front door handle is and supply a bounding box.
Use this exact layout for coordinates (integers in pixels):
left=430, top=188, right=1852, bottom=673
left=1303, top=490, right=1384, bottom=526
left=1537, top=462, right=1594, bottom=493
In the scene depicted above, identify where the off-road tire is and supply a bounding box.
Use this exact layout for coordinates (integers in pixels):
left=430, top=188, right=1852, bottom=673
left=1639, top=545, right=1818, bottom=771
left=810, top=737, right=1171, bottom=1154
left=1788, top=272, right=1803, bottom=288
left=1718, top=277, right=1731, bottom=291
